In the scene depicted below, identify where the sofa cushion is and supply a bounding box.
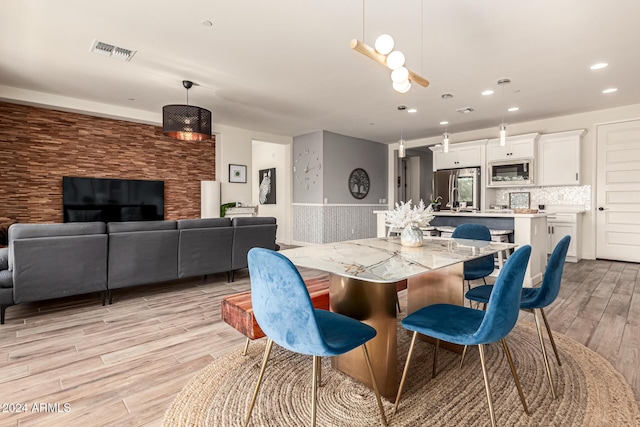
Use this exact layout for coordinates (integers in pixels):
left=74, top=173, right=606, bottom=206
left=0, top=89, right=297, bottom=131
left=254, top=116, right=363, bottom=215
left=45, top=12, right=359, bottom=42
left=9, top=222, right=106, bottom=240
left=107, top=220, right=177, bottom=233
left=177, top=218, right=231, bottom=230
left=8, top=222, right=106, bottom=271
left=12, top=234, right=108, bottom=303
left=231, top=217, right=276, bottom=226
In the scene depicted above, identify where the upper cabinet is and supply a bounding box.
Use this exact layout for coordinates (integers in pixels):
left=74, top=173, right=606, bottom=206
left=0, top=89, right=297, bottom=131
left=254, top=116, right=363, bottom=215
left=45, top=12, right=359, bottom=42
left=537, top=129, right=586, bottom=186
left=432, top=140, right=486, bottom=170
left=486, top=133, right=539, bottom=162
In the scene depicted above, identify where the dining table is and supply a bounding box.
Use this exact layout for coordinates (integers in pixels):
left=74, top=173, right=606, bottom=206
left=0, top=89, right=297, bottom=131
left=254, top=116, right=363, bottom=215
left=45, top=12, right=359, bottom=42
left=279, top=236, right=517, bottom=399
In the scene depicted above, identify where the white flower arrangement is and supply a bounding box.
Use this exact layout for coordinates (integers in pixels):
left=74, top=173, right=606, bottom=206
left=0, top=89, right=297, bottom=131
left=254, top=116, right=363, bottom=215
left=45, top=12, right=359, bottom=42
left=385, top=199, right=435, bottom=229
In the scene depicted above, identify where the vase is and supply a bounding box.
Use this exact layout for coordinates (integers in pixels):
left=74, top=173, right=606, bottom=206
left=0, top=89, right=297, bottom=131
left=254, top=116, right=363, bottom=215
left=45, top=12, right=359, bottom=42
left=400, top=225, right=423, bottom=247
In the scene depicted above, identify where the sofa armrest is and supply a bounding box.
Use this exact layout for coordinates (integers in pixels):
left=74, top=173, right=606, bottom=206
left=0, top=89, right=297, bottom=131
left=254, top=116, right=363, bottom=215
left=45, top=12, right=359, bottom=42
left=0, top=248, right=8, bottom=270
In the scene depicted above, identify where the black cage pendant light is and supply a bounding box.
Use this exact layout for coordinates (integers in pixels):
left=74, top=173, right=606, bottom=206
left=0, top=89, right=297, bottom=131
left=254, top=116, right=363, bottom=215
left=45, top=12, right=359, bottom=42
left=162, top=80, right=212, bottom=141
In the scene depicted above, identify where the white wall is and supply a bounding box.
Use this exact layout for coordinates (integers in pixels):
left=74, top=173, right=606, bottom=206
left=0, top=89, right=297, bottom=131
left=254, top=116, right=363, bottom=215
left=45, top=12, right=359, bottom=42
left=252, top=140, right=291, bottom=244
left=388, top=102, right=640, bottom=261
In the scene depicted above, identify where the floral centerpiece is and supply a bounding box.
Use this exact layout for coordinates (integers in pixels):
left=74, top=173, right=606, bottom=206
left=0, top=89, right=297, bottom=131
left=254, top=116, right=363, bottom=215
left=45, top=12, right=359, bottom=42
left=385, top=199, right=435, bottom=247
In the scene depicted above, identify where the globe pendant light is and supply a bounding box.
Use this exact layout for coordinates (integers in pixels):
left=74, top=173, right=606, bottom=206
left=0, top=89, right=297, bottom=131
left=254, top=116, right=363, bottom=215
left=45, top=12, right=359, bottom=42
left=163, top=80, right=212, bottom=141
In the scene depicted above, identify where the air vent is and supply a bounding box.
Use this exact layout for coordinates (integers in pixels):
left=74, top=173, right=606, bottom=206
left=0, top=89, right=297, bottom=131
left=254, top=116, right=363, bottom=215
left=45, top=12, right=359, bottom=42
left=456, top=107, right=475, bottom=114
left=90, top=40, right=136, bottom=61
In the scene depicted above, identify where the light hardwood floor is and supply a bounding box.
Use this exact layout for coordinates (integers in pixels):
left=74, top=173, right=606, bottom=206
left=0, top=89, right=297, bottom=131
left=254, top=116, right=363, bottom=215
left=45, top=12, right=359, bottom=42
left=0, top=259, right=638, bottom=426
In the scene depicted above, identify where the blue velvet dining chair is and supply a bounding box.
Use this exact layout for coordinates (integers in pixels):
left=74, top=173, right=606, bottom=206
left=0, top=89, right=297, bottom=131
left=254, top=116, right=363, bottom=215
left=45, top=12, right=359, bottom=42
left=394, top=245, right=532, bottom=427
left=465, top=235, right=571, bottom=399
left=245, top=248, right=387, bottom=427
left=451, top=224, right=495, bottom=293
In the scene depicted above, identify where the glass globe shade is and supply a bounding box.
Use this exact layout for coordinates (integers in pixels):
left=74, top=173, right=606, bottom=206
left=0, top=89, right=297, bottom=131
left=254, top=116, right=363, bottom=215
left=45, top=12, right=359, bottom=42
left=374, top=34, right=395, bottom=55
left=386, top=51, right=405, bottom=70
left=391, top=67, right=409, bottom=83
left=393, top=80, right=411, bottom=93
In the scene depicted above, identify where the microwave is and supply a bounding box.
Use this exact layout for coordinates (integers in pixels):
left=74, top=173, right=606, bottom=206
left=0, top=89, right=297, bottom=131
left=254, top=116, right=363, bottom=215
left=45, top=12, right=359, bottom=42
left=488, top=159, right=534, bottom=186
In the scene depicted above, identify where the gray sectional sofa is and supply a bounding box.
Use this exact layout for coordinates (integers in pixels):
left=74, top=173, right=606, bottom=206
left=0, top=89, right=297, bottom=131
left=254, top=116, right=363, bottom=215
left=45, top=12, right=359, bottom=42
left=0, top=217, right=277, bottom=324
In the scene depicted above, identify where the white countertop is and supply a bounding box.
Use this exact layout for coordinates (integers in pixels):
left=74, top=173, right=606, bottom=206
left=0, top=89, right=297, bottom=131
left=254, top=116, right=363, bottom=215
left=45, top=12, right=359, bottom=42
left=433, top=210, right=550, bottom=218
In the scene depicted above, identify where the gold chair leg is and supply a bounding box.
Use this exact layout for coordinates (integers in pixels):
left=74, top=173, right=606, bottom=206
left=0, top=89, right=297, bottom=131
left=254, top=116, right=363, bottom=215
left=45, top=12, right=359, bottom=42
left=460, top=345, right=468, bottom=368
left=540, top=308, right=562, bottom=366
left=362, top=343, right=388, bottom=426
left=394, top=331, right=418, bottom=415
left=501, top=338, right=529, bottom=415
left=533, top=309, right=557, bottom=399
left=243, top=337, right=251, bottom=356
left=317, top=356, right=322, bottom=387
left=312, top=356, right=320, bottom=427
left=432, top=339, right=440, bottom=379
left=478, top=344, right=497, bottom=427
left=244, top=338, right=274, bottom=427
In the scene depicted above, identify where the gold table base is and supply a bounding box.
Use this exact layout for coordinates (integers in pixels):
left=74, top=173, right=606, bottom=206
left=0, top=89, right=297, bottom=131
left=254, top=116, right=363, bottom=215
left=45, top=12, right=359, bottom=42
left=329, top=263, right=464, bottom=399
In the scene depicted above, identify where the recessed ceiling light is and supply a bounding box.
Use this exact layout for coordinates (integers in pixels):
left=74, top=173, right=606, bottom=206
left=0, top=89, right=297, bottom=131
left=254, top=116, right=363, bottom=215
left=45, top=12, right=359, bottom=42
left=407, top=108, right=418, bottom=113
left=508, top=107, right=519, bottom=112
left=439, top=121, right=448, bottom=125
left=201, top=20, right=213, bottom=27
left=590, top=63, right=608, bottom=70
left=481, top=90, right=494, bottom=96
left=602, top=88, right=618, bottom=94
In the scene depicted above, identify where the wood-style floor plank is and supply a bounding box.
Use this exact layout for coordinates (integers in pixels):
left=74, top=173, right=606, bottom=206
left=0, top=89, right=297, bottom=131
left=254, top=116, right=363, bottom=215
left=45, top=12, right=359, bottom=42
left=0, top=258, right=638, bottom=427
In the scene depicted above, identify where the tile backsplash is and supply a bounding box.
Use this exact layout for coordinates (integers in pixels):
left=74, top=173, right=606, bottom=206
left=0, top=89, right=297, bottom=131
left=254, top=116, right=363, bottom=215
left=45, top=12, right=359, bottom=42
left=495, top=185, right=591, bottom=210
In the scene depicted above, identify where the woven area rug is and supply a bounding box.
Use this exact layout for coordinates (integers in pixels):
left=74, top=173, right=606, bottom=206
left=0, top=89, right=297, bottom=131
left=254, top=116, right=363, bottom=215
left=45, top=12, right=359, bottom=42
left=164, top=321, right=640, bottom=426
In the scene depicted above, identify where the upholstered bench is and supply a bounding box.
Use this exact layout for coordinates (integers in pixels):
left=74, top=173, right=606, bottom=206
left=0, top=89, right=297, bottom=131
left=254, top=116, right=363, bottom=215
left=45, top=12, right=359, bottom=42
left=221, top=275, right=330, bottom=355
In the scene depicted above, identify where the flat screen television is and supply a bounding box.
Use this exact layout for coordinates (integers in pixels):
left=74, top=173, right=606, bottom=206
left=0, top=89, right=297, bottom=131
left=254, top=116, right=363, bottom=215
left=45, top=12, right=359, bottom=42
left=63, top=176, right=164, bottom=223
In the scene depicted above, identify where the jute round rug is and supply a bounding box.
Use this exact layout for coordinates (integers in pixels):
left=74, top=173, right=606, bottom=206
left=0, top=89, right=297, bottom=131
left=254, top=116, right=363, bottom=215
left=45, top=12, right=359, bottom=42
left=164, top=321, right=640, bottom=426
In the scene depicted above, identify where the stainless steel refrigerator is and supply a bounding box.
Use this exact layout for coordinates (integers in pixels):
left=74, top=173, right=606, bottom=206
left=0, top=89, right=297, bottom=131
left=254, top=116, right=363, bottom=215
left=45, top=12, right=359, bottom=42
left=433, top=167, right=481, bottom=210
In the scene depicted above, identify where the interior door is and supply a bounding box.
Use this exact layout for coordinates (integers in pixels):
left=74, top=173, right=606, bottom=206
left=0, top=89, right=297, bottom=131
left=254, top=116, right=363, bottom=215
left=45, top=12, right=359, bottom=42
left=596, top=120, right=640, bottom=262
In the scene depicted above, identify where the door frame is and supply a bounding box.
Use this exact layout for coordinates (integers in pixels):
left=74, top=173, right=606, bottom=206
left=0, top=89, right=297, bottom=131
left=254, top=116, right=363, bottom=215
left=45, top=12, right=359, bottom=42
left=593, top=117, right=640, bottom=261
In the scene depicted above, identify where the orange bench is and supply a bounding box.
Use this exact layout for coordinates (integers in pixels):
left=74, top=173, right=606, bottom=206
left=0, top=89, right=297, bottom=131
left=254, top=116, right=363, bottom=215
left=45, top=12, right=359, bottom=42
left=221, top=275, right=330, bottom=354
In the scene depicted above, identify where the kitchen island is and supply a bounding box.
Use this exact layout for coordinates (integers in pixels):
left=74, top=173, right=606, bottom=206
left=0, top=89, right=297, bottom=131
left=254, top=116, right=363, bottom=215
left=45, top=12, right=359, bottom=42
left=374, top=209, right=549, bottom=286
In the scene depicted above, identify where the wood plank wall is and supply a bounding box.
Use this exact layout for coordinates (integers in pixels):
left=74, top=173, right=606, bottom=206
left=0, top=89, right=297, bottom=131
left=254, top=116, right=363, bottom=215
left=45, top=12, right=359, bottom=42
left=0, top=101, right=216, bottom=223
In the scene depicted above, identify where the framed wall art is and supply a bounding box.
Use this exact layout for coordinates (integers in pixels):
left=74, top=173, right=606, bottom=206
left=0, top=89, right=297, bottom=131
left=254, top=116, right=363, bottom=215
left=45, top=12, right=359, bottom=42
left=258, top=168, right=276, bottom=204
left=229, top=164, right=247, bottom=183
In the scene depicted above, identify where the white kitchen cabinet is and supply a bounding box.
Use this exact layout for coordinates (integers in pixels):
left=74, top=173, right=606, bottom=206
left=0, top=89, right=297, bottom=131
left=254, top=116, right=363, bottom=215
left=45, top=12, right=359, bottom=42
left=432, top=140, right=485, bottom=170
left=547, top=212, right=582, bottom=262
left=486, top=133, right=539, bottom=162
left=537, top=129, right=586, bottom=186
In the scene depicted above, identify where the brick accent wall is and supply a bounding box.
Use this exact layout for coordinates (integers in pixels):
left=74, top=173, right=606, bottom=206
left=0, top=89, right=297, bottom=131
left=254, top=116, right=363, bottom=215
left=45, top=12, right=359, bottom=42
left=0, top=101, right=215, bottom=223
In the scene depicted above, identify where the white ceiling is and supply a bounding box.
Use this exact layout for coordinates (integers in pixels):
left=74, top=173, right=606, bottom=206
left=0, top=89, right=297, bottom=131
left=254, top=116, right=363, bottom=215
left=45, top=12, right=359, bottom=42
left=1, top=0, right=639, bottom=144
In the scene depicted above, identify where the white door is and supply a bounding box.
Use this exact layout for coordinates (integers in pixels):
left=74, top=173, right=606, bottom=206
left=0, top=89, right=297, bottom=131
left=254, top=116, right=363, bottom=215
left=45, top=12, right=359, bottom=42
left=596, top=120, right=640, bottom=262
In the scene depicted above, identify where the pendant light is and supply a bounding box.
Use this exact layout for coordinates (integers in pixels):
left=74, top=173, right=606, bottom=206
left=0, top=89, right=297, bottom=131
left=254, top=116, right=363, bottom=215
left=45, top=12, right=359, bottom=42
left=398, top=105, right=406, bottom=158
left=497, top=78, right=510, bottom=146
left=441, top=93, right=453, bottom=153
left=163, top=80, right=212, bottom=141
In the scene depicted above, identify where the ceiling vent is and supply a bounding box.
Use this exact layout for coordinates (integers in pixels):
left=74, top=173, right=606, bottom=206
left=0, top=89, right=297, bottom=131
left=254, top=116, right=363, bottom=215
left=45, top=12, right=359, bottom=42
left=90, top=40, right=136, bottom=61
left=456, top=107, right=475, bottom=114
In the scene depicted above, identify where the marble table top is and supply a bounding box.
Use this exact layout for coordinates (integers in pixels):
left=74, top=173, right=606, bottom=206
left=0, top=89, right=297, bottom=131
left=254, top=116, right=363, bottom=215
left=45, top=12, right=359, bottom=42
left=280, top=237, right=517, bottom=283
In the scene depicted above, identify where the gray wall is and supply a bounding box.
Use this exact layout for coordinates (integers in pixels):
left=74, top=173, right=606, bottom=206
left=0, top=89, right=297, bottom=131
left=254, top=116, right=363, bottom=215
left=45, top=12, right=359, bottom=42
left=292, top=131, right=324, bottom=203
left=322, top=131, right=388, bottom=204
left=292, top=130, right=388, bottom=244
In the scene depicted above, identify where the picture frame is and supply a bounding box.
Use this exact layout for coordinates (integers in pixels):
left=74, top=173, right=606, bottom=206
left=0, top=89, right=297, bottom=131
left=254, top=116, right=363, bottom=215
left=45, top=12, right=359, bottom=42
left=258, top=168, right=276, bottom=204
left=509, top=192, right=531, bottom=210
left=229, top=164, right=247, bottom=183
